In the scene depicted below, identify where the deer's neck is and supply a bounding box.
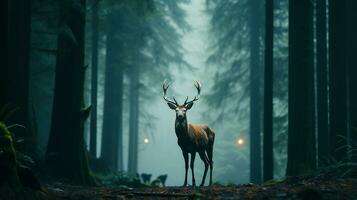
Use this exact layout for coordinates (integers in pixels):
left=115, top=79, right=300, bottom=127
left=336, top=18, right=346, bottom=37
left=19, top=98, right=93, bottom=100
left=175, top=117, right=188, bottom=139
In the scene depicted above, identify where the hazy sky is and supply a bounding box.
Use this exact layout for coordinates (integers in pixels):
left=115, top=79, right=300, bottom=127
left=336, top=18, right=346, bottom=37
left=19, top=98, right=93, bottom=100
left=137, top=0, right=212, bottom=186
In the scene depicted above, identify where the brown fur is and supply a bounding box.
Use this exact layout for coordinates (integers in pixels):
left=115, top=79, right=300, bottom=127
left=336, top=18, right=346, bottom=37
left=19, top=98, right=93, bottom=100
left=188, top=124, right=215, bottom=149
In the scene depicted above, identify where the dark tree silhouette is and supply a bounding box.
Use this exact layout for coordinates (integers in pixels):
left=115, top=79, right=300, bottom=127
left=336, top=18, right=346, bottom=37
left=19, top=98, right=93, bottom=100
left=286, top=0, right=316, bottom=176
left=126, top=8, right=147, bottom=176
left=249, top=0, right=263, bottom=184
left=316, top=0, right=329, bottom=166
left=328, top=0, right=348, bottom=162
left=46, top=0, right=95, bottom=185
left=347, top=0, right=357, bottom=161
left=0, top=0, right=8, bottom=107
left=5, top=0, right=34, bottom=149
left=263, top=0, right=274, bottom=182
left=100, top=6, right=123, bottom=171
left=128, top=64, right=140, bottom=176
left=90, top=0, right=99, bottom=158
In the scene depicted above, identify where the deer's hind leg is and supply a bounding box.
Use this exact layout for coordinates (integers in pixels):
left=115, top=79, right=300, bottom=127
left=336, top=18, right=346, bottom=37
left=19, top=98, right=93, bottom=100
left=207, top=129, right=215, bottom=185
left=198, top=151, right=209, bottom=186
left=206, top=144, right=214, bottom=185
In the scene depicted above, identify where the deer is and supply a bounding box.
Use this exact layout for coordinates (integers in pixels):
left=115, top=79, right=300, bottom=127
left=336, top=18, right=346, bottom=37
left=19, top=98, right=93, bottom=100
left=162, top=81, right=215, bottom=187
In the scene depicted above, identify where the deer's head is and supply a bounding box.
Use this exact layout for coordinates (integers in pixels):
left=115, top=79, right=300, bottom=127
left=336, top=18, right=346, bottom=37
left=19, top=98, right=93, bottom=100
left=162, top=81, right=201, bottom=121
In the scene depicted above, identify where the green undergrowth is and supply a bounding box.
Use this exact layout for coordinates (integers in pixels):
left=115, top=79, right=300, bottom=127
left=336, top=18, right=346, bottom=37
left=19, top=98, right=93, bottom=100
left=94, top=171, right=146, bottom=188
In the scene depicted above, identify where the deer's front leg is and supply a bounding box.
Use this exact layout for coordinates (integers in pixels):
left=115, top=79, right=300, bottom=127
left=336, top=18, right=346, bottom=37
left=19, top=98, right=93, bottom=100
left=182, top=151, right=189, bottom=186
left=190, top=152, right=196, bottom=186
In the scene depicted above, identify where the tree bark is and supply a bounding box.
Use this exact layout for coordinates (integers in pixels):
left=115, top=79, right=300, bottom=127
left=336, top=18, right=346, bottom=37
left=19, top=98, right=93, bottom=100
left=328, top=0, right=348, bottom=162
left=316, top=0, right=329, bottom=166
left=0, top=0, right=8, bottom=107
left=286, top=0, right=316, bottom=176
left=346, top=0, right=357, bottom=162
left=128, top=66, right=140, bottom=176
left=5, top=0, right=34, bottom=152
left=263, top=0, right=274, bottom=182
left=249, top=0, right=263, bottom=184
left=100, top=8, right=124, bottom=171
left=90, top=0, right=99, bottom=158
left=46, top=0, right=94, bottom=185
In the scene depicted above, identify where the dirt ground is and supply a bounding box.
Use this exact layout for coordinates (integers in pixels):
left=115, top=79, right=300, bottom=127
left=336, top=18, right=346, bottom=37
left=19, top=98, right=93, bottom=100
left=47, top=175, right=357, bottom=200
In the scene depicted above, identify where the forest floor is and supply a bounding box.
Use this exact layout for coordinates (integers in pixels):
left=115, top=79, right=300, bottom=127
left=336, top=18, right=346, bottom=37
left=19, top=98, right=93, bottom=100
left=46, top=174, right=357, bottom=200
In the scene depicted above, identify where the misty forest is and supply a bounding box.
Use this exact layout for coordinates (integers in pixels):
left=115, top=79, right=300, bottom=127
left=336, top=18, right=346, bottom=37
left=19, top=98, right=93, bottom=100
left=1, top=0, right=357, bottom=199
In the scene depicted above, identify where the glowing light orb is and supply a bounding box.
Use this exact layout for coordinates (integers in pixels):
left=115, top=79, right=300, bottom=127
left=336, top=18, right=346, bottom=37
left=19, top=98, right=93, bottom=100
left=144, top=138, right=150, bottom=144
left=237, top=138, right=244, bottom=145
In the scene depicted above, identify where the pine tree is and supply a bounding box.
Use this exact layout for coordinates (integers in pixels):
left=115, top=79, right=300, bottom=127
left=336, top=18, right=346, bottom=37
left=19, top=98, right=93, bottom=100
left=249, top=0, right=263, bottom=184
left=5, top=0, right=34, bottom=152
left=286, top=0, right=316, bottom=176
left=46, top=0, right=95, bottom=185
left=89, top=0, right=99, bottom=158
left=316, top=0, right=329, bottom=166
left=263, top=0, right=274, bottom=182
left=328, top=0, right=348, bottom=162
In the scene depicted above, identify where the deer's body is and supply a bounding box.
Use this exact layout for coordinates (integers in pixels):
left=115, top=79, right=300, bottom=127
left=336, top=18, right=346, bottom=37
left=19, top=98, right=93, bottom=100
left=176, top=122, right=214, bottom=153
left=163, top=81, right=215, bottom=186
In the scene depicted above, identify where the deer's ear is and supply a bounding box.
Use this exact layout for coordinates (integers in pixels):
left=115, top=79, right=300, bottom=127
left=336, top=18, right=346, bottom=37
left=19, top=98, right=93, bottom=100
left=185, top=102, right=194, bottom=110
left=167, top=102, right=177, bottom=110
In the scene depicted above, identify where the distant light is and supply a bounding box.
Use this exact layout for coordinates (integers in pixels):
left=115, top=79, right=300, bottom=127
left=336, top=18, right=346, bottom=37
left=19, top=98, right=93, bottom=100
left=237, top=138, right=244, bottom=145
left=144, top=138, right=150, bottom=144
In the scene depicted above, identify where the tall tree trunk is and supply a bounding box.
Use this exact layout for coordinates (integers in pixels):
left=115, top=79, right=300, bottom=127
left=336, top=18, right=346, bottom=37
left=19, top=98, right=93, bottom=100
left=0, top=0, right=8, bottom=106
left=128, top=66, right=140, bottom=176
left=100, top=8, right=124, bottom=171
left=249, top=0, right=262, bottom=184
left=263, top=0, right=274, bottom=182
left=347, top=0, right=357, bottom=162
left=316, top=0, right=329, bottom=166
left=46, top=0, right=94, bottom=185
left=328, top=0, right=348, bottom=162
left=90, top=0, right=99, bottom=157
left=6, top=0, right=34, bottom=152
left=286, top=0, right=316, bottom=176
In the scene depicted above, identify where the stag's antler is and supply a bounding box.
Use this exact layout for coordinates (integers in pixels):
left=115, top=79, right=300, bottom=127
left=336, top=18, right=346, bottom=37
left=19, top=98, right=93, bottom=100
left=184, top=81, right=201, bottom=105
left=162, top=80, right=178, bottom=106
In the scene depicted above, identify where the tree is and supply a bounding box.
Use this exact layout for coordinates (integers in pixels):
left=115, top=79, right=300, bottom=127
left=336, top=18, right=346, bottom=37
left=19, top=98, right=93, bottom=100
left=249, top=0, right=263, bottom=184
left=328, top=0, right=348, bottom=162
left=0, top=0, right=8, bottom=105
left=128, top=64, right=140, bottom=176
left=90, top=0, right=99, bottom=158
left=46, top=0, right=95, bottom=185
left=100, top=5, right=124, bottom=171
left=316, top=0, right=329, bottom=166
left=205, top=0, right=263, bottom=183
left=286, top=0, right=316, bottom=176
left=263, top=0, right=274, bottom=182
left=347, top=0, right=357, bottom=161
left=5, top=0, right=34, bottom=154
left=29, top=0, right=60, bottom=152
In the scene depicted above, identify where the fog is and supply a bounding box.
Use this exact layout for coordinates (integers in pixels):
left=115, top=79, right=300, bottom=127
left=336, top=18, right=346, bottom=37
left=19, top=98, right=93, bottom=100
left=91, top=0, right=249, bottom=185
left=138, top=0, right=212, bottom=186
left=28, top=0, right=289, bottom=187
